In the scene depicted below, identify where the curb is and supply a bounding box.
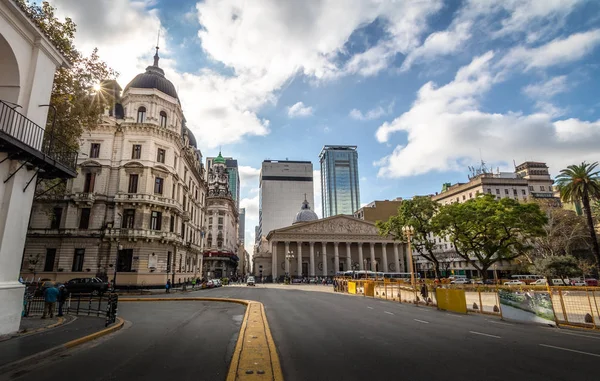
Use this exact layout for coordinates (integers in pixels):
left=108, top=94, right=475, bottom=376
left=0, top=317, right=125, bottom=375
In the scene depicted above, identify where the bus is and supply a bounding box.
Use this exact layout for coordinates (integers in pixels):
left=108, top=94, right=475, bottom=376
left=511, top=274, right=543, bottom=284
left=383, top=272, right=421, bottom=283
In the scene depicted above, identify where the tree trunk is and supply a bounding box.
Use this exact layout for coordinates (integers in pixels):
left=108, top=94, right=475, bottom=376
left=433, top=262, right=440, bottom=280
left=582, top=190, right=600, bottom=270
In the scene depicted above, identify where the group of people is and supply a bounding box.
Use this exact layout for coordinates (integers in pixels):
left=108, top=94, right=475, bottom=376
left=38, top=282, right=69, bottom=319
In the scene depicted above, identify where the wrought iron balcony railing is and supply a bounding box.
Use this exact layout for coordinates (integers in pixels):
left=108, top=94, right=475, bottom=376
left=0, top=100, right=78, bottom=178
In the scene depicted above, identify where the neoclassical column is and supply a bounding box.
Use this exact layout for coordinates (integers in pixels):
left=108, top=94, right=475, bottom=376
left=271, top=241, right=278, bottom=279
left=382, top=243, right=388, bottom=272
left=322, top=242, right=328, bottom=276
left=309, top=242, right=315, bottom=277
left=393, top=243, right=401, bottom=273
left=370, top=242, right=376, bottom=271
left=346, top=243, right=352, bottom=271
left=400, top=244, right=407, bottom=272
left=284, top=241, right=290, bottom=276
left=297, top=242, right=303, bottom=278
left=358, top=243, right=364, bottom=270
left=333, top=242, right=340, bottom=274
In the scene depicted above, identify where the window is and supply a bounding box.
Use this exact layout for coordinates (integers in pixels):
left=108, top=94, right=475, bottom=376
left=505, top=189, right=509, bottom=195
left=218, top=217, right=223, bottom=224
left=462, top=195, right=466, bottom=200
left=89, top=143, right=100, bottom=158
left=44, top=248, right=56, bottom=272
left=522, top=189, right=526, bottom=195
left=123, top=209, right=135, bottom=228
left=496, top=189, right=500, bottom=195
left=154, top=177, right=164, bottom=194
left=72, top=249, right=85, bottom=272
left=157, top=148, right=165, bottom=163
left=128, top=174, right=139, bottom=193
left=167, top=251, right=172, bottom=273
left=79, top=208, right=91, bottom=229
left=117, top=249, right=133, bottom=272
left=469, top=193, right=472, bottom=199
left=51, top=207, right=62, bottom=229
left=172, top=183, right=176, bottom=198
left=181, top=222, right=185, bottom=239
left=132, top=144, right=142, bottom=159
left=529, top=186, right=534, bottom=191
left=208, top=217, right=213, bottom=224
left=486, top=189, right=492, bottom=194
left=174, top=156, right=178, bottom=170
left=150, top=211, right=162, bottom=230
left=83, top=173, right=96, bottom=193
left=513, top=189, right=518, bottom=195
left=160, top=111, right=167, bottom=128
left=170, top=215, right=175, bottom=232
left=540, top=186, right=545, bottom=191
left=137, top=107, right=146, bottom=123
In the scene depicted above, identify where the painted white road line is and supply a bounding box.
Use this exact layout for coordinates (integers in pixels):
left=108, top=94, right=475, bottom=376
left=554, top=331, right=600, bottom=340
left=469, top=331, right=501, bottom=339
left=539, top=344, right=600, bottom=358
left=486, top=320, right=513, bottom=326
left=367, top=306, right=374, bottom=309
left=414, top=319, right=430, bottom=324
left=384, top=311, right=394, bottom=315
left=445, top=313, right=464, bottom=317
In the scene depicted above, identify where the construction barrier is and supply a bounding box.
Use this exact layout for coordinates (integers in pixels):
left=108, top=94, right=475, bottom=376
left=348, top=281, right=357, bottom=294
left=436, top=288, right=467, bottom=314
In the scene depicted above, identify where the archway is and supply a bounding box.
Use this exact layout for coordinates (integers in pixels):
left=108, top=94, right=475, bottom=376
left=0, top=33, right=20, bottom=105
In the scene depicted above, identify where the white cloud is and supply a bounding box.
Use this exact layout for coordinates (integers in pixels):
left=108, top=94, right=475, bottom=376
left=522, top=76, right=568, bottom=99
left=350, top=106, right=386, bottom=121
left=375, top=51, right=600, bottom=179
left=287, top=102, right=314, bottom=118
left=238, top=166, right=261, bottom=189
left=500, top=29, right=600, bottom=71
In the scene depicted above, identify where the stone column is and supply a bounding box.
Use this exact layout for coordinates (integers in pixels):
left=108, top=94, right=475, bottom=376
left=284, top=241, right=290, bottom=276
left=358, top=243, right=364, bottom=270
left=322, top=242, right=328, bottom=277
left=271, top=241, right=278, bottom=280
left=346, top=243, right=352, bottom=271
left=382, top=243, right=388, bottom=272
left=370, top=242, right=376, bottom=271
left=297, top=242, right=303, bottom=278
left=309, top=242, right=315, bottom=277
left=333, top=242, right=339, bottom=274
left=393, top=243, right=401, bottom=273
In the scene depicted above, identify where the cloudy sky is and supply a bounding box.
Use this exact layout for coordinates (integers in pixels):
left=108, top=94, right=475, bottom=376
left=49, top=0, right=600, bottom=254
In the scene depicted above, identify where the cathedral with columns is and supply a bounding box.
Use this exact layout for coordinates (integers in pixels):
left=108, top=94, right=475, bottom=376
left=254, top=199, right=406, bottom=281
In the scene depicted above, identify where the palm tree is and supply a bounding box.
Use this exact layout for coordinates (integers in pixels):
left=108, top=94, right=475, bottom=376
left=556, top=162, right=600, bottom=269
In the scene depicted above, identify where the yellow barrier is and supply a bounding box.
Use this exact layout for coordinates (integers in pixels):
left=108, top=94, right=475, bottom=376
left=364, top=281, right=375, bottom=297
left=348, top=281, right=357, bottom=294
left=436, top=288, right=467, bottom=314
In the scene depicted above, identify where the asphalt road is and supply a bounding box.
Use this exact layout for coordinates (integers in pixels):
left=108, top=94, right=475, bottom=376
left=208, top=285, right=600, bottom=381
left=2, top=285, right=600, bottom=381
left=0, top=301, right=244, bottom=381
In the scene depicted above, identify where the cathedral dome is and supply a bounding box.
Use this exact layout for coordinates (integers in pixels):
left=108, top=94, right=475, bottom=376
left=214, top=151, right=226, bottom=164
left=124, top=49, right=178, bottom=99
left=293, top=198, right=318, bottom=224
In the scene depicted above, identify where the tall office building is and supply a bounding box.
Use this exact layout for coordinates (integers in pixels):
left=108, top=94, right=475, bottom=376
left=206, top=155, right=240, bottom=210
left=239, top=208, right=246, bottom=245
left=258, top=160, right=314, bottom=239
left=319, top=146, right=360, bottom=217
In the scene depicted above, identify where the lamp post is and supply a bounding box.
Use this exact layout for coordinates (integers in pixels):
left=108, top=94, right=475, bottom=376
left=112, top=213, right=122, bottom=291
left=402, top=226, right=416, bottom=288
left=285, top=251, right=295, bottom=283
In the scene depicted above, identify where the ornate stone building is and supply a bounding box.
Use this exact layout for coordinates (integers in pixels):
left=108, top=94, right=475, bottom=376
left=21, top=49, right=207, bottom=287
left=202, top=152, right=239, bottom=279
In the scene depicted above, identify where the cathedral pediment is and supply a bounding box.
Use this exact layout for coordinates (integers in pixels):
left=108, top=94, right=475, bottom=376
left=272, top=215, right=380, bottom=236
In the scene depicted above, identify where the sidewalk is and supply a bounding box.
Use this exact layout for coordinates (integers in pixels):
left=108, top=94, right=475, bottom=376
left=0, top=316, right=107, bottom=368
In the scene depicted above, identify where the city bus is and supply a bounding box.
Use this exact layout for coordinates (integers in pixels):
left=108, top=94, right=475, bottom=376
left=383, top=272, right=421, bottom=283
left=510, top=274, right=544, bottom=284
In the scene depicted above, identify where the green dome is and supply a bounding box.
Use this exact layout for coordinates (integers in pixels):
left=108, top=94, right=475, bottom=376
left=214, top=151, right=226, bottom=164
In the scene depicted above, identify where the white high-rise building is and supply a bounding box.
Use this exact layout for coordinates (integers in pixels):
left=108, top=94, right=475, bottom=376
left=258, top=160, right=314, bottom=239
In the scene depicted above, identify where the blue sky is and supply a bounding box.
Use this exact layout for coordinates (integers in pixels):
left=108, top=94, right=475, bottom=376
left=51, top=0, right=600, bottom=253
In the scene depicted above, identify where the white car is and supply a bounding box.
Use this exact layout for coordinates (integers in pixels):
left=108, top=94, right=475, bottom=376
left=450, top=278, right=471, bottom=284
left=530, top=279, right=548, bottom=286
left=503, top=280, right=524, bottom=286
left=247, top=276, right=256, bottom=286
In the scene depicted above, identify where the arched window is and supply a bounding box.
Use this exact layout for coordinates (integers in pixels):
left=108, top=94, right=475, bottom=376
left=159, top=111, right=167, bottom=128
left=137, top=107, right=146, bottom=123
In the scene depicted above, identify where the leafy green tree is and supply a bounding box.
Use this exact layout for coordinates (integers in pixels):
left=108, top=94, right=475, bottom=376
left=531, top=255, right=580, bottom=285
left=433, top=194, right=547, bottom=280
left=556, top=162, right=600, bottom=269
left=377, top=196, right=442, bottom=278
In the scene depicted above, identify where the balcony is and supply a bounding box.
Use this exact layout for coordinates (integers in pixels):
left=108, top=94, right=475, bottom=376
left=0, top=100, right=77, bottom=178
left=104, top=228, right=182, bottom=244
left=73, top=192, right=95, bottom=205
left=27, top=228, right=103, bottom=237
left=114, top=193, right=182, bottom=211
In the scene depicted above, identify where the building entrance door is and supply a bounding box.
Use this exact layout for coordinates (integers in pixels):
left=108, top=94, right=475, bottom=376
left=302, top=262, right=309, bottom=276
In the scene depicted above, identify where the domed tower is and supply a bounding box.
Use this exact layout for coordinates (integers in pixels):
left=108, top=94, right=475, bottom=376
left=208, top=151, right=230, bottom=197
left=293, top=197, right=319, bottom=224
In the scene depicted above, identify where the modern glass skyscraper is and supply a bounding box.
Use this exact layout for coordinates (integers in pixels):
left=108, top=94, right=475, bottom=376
left=319, top=146, right=360, bottom=217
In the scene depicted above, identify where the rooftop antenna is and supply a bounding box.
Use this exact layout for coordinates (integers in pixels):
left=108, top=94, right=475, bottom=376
left=153, top=28, right=160, bottom=66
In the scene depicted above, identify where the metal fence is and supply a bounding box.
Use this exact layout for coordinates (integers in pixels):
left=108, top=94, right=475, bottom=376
left=24, top=293, right=119, bottom=326
left=334, top=278, right=600, bottom=329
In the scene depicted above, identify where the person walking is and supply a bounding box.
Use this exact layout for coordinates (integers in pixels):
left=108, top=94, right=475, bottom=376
left=166, top=279, right=171, bottom=293
left=191, top=278, right=196, bottom=290
left=420, top=282, right=429, bottom=305
left=57, top=284, right=68, bottom=317
left=42, top=283, right=59, bottom=319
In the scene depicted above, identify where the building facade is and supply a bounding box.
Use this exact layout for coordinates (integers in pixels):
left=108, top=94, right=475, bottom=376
left=239, top=207, right=245, bottom=244
left=354, top=198, right=403, bottom=223
left=320, top=145, right=360, bottom=217
left=206, top=155, right=240, bottom=210
left=22, top=49, right=207, bottom=287
left=1, top=0, right=74, bottom=335
left=258, top=160, right=313, bottom=239
left=202, top=152, right=239, bottom=279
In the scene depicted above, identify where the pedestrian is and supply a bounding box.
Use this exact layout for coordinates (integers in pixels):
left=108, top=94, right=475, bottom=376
left=42, top=283, right=59, bottom=319
left=166, top=279, right=171, bottom=293
left=57, top=284, right=68, bottom=317
left=420, top=283, right=429, bottom=304
left=191, top=278, right=196, bottom=290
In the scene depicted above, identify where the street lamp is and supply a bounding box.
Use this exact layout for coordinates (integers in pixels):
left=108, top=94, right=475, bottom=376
left=112, top=213, right=122, bottom=291
left=285, top=251, right=295, bottom=282
left=402, top=226, right=416, bottom=288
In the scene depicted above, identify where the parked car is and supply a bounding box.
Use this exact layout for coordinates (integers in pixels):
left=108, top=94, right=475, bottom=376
left=503, top=280, right=524, bottom=286
left=551, top=278, right=570, bottom=286
left=585, top=278, right=599, bottom=287
left=530, top=279, right=548, bottom=286
left=213, top=279, right=222, bottom=287
left=450, top=278, right=471, bottom=285
left=247, top=276, right=256, bottom=286
left=65, top=277, right=109, bottom=295
left=483, top=279, right=497, bottom=285
left=207, top=280, right=215, bottom=288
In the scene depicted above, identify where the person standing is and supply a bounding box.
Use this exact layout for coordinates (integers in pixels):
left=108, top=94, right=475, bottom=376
left=166, top=279, right=171, bottom=293
left=191, top=278, right=196, bottom=290
left=57, top=284, right=68, bottom=317
left=42, top=283, right=59, bottom=319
